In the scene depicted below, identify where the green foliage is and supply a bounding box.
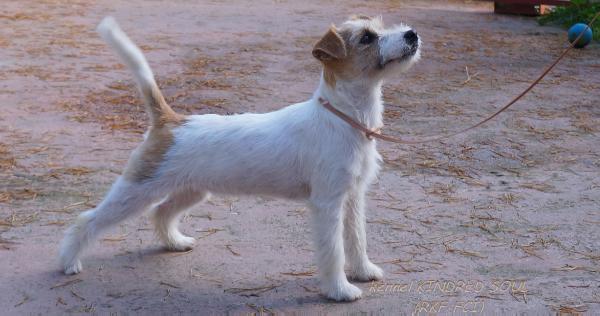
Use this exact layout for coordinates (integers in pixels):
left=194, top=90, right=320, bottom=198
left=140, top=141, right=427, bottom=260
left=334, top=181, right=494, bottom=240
left=538, top=0, right=600, bottom=40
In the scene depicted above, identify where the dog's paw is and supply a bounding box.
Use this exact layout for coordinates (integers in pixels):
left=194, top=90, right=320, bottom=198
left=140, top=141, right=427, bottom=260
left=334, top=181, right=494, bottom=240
left=63, top=260, right=82, bottom=275
left=323, top=279, right=363, bottom=302
left=166, top=235, right=196, bottom=252
left=348, top=261, right=384, bottom=282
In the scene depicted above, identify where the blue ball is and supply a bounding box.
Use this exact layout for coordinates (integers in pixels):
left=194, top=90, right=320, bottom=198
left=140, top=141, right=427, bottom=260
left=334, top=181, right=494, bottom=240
left=568, top=23, right=592, bottom=48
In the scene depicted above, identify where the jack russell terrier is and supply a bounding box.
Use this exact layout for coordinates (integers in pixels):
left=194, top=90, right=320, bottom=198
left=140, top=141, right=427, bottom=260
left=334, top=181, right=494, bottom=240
left=60, top=15, right=420, bottom=301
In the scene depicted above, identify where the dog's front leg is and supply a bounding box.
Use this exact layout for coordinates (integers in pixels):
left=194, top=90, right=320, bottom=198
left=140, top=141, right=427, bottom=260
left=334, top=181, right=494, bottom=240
left=310, top=193, right=362, bottom=301
left=344, top=189, right=384, bottom=282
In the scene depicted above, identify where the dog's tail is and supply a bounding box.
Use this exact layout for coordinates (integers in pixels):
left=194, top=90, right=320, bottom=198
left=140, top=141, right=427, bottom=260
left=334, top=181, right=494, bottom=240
left=97, top=17, right=179, bottom=126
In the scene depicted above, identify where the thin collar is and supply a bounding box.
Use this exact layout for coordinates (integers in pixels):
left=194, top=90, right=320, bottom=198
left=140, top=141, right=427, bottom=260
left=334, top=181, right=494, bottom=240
left=318, top=97, right=381, bottom=140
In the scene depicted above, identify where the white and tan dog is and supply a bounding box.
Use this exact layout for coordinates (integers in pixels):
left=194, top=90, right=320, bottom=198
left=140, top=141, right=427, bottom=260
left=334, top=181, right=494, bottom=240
left=60, top=15, right=420, bottom=301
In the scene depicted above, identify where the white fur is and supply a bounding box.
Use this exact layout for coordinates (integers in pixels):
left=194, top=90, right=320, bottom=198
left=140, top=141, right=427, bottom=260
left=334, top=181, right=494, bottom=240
left=60, top=16, right=420, bottom=302
left=97, top=17, right=155, bottom=91
left=380, top=24, right=421, bottom=65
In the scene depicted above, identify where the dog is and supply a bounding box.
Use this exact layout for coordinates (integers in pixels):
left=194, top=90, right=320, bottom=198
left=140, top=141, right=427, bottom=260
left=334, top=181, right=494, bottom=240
left=59, top=15, right=420, bottom=301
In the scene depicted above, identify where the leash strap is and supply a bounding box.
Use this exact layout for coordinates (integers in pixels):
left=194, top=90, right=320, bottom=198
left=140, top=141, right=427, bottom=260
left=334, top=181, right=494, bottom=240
left=319, top=12, right=599, bottom=145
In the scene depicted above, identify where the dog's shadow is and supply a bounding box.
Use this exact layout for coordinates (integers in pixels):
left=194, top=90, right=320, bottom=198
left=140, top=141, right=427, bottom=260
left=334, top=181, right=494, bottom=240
left=6, top=245, right=374, bottom=314
left=53, top=246, right=361, bottom=310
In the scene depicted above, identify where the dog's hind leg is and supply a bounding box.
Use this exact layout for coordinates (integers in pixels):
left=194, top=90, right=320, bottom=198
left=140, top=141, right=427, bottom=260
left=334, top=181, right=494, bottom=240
left=152, top=189, right=207, bottom=251
left=59, top=177, right=161, bottom=275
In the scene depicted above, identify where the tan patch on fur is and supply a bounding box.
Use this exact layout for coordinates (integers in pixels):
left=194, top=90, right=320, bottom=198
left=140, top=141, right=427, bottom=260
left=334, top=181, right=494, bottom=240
left=323, top=67, right=337, bottom=87
left=314, top=25, right=380, bottom=88
left=349, top=14, right=371, bottom=21
left=312, top=27, right=347, bottom=62
left=143, top=84, right=184, bottom=126
left=122, top=120, right=185, bottom=182
left=313, top=27, right=348, bottom=87
left=123, top=83, right=186, bottom=182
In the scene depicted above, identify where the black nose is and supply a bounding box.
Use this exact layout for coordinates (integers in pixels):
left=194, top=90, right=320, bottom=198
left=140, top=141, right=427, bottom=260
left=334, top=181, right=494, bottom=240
left=404, top=30, right=418, bottom=45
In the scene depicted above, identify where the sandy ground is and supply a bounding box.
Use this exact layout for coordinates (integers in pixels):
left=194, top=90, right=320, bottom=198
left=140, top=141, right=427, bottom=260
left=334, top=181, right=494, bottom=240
left=1, top=0, right=599, bottom=314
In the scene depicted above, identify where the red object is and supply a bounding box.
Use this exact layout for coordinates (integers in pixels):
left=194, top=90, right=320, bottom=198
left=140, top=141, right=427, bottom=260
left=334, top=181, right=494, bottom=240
left=494, top=0, right=570, bottom=16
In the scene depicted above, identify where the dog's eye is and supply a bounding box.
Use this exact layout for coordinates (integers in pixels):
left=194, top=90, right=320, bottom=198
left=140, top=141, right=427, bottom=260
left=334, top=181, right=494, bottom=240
left=359, top=31, right=377, bottom=45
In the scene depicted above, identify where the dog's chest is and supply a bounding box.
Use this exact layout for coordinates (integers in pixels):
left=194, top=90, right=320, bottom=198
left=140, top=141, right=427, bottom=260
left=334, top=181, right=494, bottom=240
left=353, top=141, right=381, bottom=184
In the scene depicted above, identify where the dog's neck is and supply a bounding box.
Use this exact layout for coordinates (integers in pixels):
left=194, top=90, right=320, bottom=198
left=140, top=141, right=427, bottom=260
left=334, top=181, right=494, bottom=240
left=315, top=73, right=384, bottom=130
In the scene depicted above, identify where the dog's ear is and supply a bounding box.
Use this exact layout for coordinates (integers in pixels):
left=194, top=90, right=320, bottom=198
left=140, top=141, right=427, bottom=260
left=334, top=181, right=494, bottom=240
left=312, top=26, right=347, bottom=62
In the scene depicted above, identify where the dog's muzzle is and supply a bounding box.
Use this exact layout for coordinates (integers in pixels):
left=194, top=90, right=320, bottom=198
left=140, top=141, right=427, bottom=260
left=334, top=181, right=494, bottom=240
left=379, top=33, right=420, bottom=68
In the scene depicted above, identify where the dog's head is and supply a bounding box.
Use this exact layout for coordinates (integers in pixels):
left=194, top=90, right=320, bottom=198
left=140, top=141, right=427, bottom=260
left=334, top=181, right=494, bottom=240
left=312, top=15, right=420, bottom=86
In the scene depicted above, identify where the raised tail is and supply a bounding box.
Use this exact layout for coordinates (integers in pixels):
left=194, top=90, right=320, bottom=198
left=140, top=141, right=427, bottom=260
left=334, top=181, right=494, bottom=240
left=96, top=17, right=180, bottom=126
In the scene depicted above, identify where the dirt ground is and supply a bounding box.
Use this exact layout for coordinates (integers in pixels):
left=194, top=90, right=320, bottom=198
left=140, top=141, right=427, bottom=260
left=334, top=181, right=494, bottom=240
left=1, top=0, right=599, bottom=314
